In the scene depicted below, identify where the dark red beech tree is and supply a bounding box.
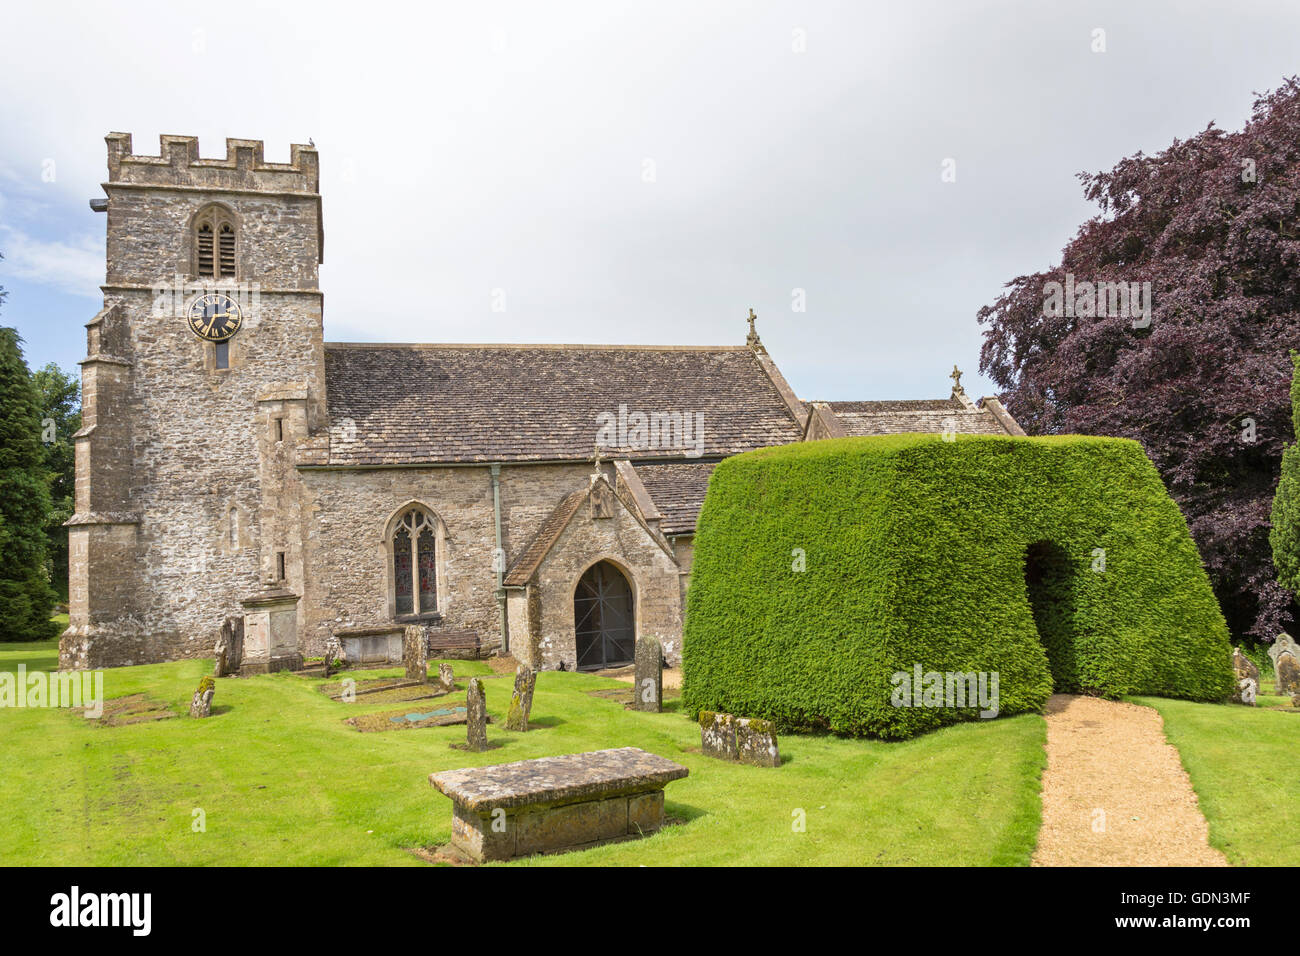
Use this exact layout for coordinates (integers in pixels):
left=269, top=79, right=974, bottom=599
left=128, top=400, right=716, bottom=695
left=978, top=78, right=1300, bottom=643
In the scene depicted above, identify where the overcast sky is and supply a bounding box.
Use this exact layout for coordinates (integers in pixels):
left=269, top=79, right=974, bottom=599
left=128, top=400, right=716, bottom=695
left=1, top=0, right=1297, bottom=401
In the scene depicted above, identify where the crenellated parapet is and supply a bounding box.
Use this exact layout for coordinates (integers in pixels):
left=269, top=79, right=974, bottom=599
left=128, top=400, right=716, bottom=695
left=105, top=132, right=318, bottom=194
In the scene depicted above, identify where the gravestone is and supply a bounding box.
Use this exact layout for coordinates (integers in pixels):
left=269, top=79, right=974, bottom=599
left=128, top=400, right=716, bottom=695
left=1231, top=647, right=1259, bottom=704
left=632, top=634, right=663, bottom=713
left=1269, top=632, right=1300, bottom=671
left=1276, top=651, right=1300, bottom=696
left=505, top=665, right=536, bottom=731
left=213, top=616, right=243, bottom=677
left=1238, top=677, right=1258, bottom=706
left=735, top=717, right=781, bottom=767
left=438, top=662, right=455, bottom=691
left=213, top=633, right=230, bottom=678
left=323, top=636, right=345, bottom=678
left=701, top=711, right=780, bottom=766
left=700, top=711, right=738, bottom=761
left=189, top=676, right=215, bottom=718
left=1232, top=647, right=1259, bottom=683
left=466, top=678, right=489, bottom=752
left=403, top=624, right=427, bottom=683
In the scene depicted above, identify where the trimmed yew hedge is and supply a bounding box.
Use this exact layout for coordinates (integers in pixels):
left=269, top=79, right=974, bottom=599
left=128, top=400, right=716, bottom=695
left=1270, top=351, right=1300, bottom=593
left=681, top=434, right=1235, bottom=739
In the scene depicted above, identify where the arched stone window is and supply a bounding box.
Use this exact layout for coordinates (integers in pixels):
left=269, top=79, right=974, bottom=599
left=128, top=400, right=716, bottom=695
left=194, top=204, right=237, bottom=278
left=389, top=507, right=442, bottom=618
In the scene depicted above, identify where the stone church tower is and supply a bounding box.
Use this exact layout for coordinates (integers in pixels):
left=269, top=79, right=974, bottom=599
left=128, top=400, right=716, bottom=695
left=61, top=134, right=325, bottom=669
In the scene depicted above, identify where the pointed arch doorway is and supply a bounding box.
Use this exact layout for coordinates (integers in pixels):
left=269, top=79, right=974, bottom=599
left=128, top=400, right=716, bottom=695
left=574, top=560, right=635, bottom=671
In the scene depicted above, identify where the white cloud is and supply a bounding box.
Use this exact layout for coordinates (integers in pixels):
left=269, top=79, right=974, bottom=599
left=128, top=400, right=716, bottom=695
left=0, top=224, right=103, bottom=299
left=2, top=0, right=1299, bottom=397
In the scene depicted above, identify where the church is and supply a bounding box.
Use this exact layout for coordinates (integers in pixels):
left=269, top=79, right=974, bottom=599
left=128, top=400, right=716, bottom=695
left=59, top=134, right=1025, bottom=674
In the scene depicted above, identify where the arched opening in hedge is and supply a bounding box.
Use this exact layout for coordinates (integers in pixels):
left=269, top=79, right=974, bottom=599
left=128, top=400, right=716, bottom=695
left=1024, top=540, right=1078, bottom=691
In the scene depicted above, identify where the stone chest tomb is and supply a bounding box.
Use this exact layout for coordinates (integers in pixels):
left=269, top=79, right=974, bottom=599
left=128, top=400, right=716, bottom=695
left=429, top=747, right=688, bottom=862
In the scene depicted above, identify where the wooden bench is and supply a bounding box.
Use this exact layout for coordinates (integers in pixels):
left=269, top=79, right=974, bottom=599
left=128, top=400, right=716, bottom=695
left=427, top=628, right=486, bottom=660
left=429, top=747, right=689, bottom=861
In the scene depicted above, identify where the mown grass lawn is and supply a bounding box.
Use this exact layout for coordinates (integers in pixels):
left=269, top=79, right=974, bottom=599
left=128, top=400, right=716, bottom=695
left=0, top=640, right=1047, bottom=866
left=1133, top=694, right=1300, bottom=866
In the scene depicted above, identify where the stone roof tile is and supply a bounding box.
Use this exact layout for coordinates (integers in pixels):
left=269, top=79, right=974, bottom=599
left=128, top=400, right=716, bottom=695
left=632, top=461, right=718, bottom=536
left=318, top=344, right=804, bottom=465
left=502, top=489, right=587, bottom=587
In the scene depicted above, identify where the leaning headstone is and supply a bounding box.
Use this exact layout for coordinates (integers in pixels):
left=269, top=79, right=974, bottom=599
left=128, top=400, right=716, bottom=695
left=226, top=616, right=244, bottom=672
left=632, top=634, right=663, bottom=713
left=1269, top=632, right=1300, bottom=671
left=438, top=662, right=455, bottom=691
left=214, top=616, right=243, bottom=677
left=735, top=717, right=781, bottom=767
left=465, top=678, right=488, bottom=751
left=189, top=676, right=215, bottom=718
left=213, top=632, right=230, bottom=678
left=700, top=711, right=738, bottom=761
left=1276, top=651, right=1300, bottom=696
left=505, top=665, right=536, bottom=731
left=403, top=624, right=427, bottom=683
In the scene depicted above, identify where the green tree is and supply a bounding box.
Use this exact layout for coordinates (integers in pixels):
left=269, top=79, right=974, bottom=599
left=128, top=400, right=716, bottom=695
left=0, top=323, right=61, bottom=641
left=1271, top=351, right=1300, bottom=597
left=32, top=363, right=80, bottom=600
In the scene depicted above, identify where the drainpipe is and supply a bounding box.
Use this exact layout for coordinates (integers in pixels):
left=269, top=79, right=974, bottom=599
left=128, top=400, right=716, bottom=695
left=491, top=463, right=508, bottom=653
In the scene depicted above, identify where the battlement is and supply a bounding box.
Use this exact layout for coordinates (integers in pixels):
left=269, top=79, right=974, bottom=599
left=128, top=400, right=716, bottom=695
left=105, top=133, right=318, bottom=194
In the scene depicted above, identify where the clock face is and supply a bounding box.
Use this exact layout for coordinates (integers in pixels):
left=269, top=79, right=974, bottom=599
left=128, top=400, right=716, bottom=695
left=187, top=293, right=243, bottom=342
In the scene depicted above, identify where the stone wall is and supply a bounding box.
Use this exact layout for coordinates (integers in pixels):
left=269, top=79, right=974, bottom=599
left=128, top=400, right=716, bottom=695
left=518, top=482, right=683, bottom=670
left=296, top=462, right=608, bottom=657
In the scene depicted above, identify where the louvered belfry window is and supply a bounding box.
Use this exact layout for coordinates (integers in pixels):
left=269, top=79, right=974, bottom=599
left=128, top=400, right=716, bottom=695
left=197, top=223, right=214, bottom=276
left=194, top=206, right=236, bottom=278
left=218, top=223, right=235, bottom=276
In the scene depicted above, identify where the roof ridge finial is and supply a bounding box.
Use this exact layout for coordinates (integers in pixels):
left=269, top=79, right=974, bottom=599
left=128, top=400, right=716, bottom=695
left=591, top=443, right=605, bottom=480
left=950, top=363, right=965, bottom=396
left=746, top=308, right=761, bottom=347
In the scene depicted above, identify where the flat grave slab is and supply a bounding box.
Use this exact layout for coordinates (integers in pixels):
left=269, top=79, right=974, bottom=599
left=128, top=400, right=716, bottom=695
left=318, top=677, right=453, bottom=705
left=83, top=693, right=177, bottom=727
left=345, top=705, right=470, bottom=732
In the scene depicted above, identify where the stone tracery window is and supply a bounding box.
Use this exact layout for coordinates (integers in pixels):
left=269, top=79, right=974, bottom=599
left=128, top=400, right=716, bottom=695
left=194, top=204, right=236, bottom=278
left=391, top=508, right=439, bottom=617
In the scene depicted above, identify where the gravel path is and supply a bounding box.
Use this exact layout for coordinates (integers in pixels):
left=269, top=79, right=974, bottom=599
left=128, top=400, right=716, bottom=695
left=1032, top=694, right=1227, bottom=867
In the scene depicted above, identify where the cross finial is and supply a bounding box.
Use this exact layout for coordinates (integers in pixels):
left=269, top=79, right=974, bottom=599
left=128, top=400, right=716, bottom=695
left=950, top=364, right=964, bottom=392
left=746, top=308, right=760, bottom=346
